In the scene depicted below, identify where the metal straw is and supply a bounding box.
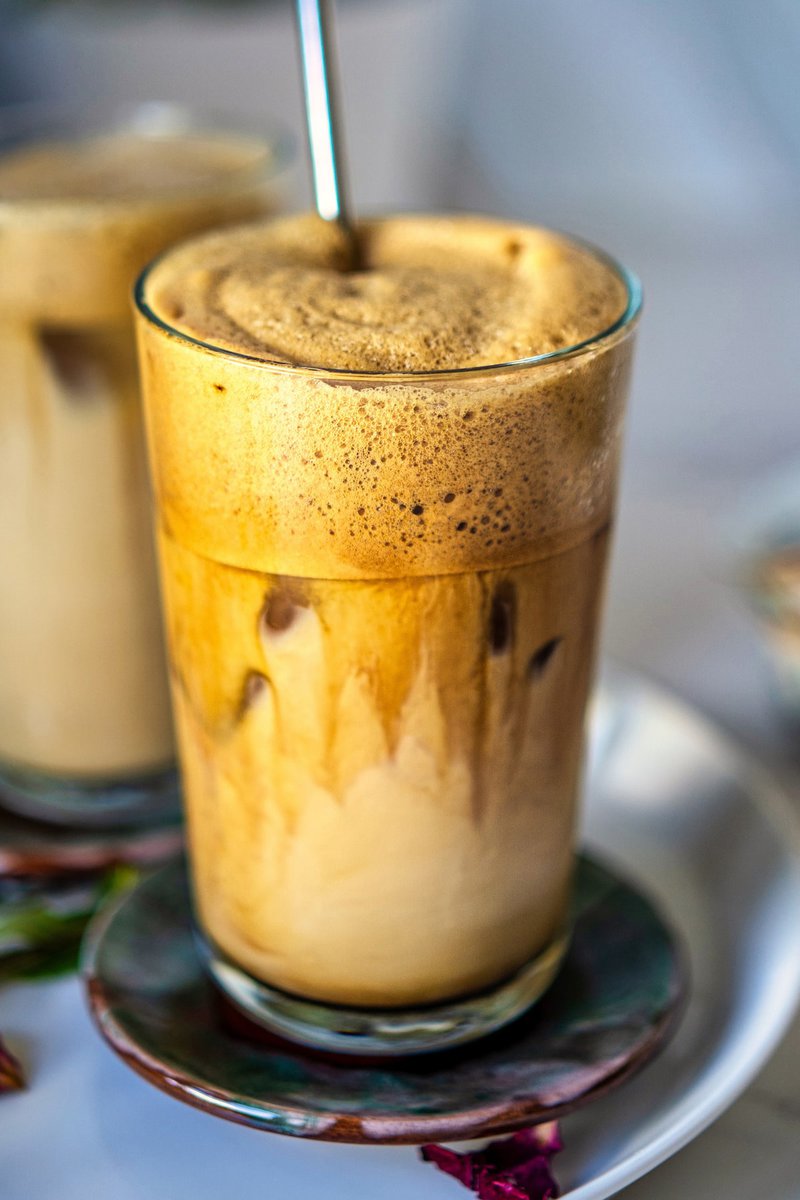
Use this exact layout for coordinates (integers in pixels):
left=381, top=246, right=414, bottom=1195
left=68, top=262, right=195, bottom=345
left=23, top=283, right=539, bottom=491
left=294, top=0, right=360, bottom=265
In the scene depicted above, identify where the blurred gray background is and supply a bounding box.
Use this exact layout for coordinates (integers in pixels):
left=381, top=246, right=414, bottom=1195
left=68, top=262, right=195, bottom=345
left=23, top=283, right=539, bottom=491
left=2, top=0, right=799, bottom=747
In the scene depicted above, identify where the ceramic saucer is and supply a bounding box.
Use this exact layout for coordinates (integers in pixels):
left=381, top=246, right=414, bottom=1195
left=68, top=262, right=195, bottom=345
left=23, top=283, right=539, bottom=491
left=0, top=803, right=182, bottom=878
left=82, top=854, right=686, bottom=1144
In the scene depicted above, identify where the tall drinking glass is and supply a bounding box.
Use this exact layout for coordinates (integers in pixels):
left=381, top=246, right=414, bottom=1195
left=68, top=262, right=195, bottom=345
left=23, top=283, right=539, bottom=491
left=0, top=104, right=291, bottom=826
left=135, top=216, right=640, bottom=1053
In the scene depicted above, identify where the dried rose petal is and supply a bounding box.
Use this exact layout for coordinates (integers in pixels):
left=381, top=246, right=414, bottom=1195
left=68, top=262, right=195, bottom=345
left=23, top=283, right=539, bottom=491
left=476, top=1178, right=531, bottom=1200
left=0, top=1035, right=24, bottom=1093
left=476, top=1156, right=560, bottom=1200
left=481, top=1124, right=564, bottom=1170
left=421, top=1123, right=561, bottom=1200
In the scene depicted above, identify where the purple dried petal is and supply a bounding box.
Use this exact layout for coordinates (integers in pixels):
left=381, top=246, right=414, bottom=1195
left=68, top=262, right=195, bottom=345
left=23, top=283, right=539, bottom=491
left=0, top=1035, right=24, bottom=1093
left=420, top=1123, right=561, bottom=1200
left=473, top=1157, right=560, bottom=1200
left=508, top=1157, right=560, bottom=1200
left=420, top=1142, right=476, bottom=1188
left=476, top=1169, right=531, bottom=1200
left=482, top=1123, right=563, bottom=1170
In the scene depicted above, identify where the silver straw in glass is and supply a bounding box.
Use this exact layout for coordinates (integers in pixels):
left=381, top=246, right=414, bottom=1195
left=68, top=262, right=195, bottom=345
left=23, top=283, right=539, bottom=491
left=294, top=0, right=360, bottom=265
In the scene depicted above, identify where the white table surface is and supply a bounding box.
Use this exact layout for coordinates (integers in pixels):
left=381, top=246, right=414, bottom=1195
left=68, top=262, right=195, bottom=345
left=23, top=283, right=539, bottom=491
left=2, top=237, right=800, bottom=1198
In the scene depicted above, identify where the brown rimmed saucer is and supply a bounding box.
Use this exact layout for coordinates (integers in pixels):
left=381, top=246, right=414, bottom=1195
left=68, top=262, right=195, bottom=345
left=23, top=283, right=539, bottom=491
left=0, top=802, right=182, bottom=878
left=82, top=854, right=687, bottom=1145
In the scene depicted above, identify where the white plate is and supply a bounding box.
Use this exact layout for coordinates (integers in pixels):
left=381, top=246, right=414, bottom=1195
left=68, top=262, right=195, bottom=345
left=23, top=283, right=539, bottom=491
left=2, top=668, right=800, bottom=1200
left=564, top=667, right=800, bottom=1197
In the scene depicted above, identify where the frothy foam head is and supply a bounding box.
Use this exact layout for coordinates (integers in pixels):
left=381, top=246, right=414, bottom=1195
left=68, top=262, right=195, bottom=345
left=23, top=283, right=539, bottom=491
left=145, top=213, right=629, bottom=371
left=0, top=131, right=281, bottom=323
left=0, top=132, right=270, bottom=201
left=138, top=213, right=637, bottom=580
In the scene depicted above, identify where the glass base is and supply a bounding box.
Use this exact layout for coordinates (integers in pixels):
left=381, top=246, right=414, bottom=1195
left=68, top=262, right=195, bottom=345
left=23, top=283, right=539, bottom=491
left=0, top=760, right=181, bottom=829
left=199, top=928, right=570, bottom=1057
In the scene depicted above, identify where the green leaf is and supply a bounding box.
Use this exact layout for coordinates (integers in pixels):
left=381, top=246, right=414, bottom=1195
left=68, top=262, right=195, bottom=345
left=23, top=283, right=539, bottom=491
left=0, top=866, right=140, bottom=983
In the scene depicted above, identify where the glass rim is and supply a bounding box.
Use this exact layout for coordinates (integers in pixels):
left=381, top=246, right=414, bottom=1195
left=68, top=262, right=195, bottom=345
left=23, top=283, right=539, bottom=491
left=0, top=99, right=294, bottom=208
left=134, top=226, right=642, bottom=382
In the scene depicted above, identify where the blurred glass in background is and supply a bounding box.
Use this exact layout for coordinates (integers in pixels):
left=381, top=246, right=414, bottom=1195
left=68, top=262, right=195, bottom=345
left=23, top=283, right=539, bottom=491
left=0, top=0, right=472, bottom=211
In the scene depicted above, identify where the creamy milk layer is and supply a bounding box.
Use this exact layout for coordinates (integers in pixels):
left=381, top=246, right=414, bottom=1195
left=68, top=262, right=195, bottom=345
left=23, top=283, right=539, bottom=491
left=0, top=325, right=174, bottom=775
left=0, top=131, right=280, bottom=780
left=164, top=527, right=608, bottom=1005
left=138, top=213, right=636, bottom=1004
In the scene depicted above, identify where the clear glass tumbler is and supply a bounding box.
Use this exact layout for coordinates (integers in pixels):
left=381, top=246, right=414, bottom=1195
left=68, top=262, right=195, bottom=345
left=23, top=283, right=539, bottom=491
left=0, top=103, right=291, bottom=826
left=135, top=227, right=640, bottom=1052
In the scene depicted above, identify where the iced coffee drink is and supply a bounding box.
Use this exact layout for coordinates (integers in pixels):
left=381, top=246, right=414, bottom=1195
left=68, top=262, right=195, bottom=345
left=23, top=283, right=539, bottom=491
left=136, top=214, right=639, bottom=1048
left=0, top=109, right=287, bottom=824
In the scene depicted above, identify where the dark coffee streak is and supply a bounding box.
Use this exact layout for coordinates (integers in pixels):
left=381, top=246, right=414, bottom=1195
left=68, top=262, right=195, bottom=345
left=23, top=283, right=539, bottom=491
left=489, top=582, right=516, bottom=655
left=237, top=670, right=270, bottom=720
left=528, top=637, right=562, bottom=680
left=39, top=328, right=102, bottom=396
left=260, top=586, right=309, bottom=635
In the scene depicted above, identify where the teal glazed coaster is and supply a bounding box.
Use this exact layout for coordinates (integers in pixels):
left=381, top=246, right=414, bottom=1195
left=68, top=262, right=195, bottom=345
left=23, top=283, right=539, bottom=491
left=83, top=856, right=687, bottom=1145
left=0, top=803, right=182, bottom=878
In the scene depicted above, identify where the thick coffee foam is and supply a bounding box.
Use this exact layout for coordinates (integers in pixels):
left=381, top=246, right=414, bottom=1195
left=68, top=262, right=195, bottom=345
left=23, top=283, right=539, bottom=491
left=0, top=133, right=268, bottom=200
left=0, top=134, right=277, bottom=324
left=140, top=214, right=634, bottom=580
left=147, top=213, right=627, bottom=370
